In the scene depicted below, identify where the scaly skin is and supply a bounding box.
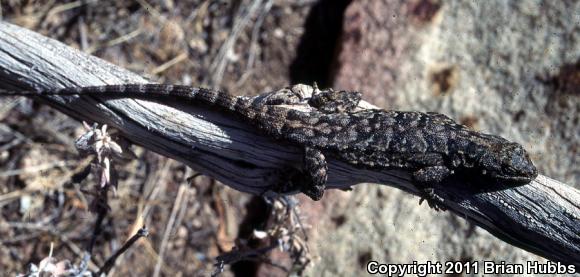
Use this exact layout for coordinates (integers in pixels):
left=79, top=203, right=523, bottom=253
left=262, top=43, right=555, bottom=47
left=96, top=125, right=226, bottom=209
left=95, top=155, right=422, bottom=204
left=0, top=84, right=538, bottom=205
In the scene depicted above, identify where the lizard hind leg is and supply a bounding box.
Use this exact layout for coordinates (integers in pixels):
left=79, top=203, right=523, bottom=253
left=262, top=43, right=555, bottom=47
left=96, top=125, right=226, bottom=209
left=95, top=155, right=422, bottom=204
left=308, top=89, right=362, bottom=114
left=298, top=147, right=328, bottom=201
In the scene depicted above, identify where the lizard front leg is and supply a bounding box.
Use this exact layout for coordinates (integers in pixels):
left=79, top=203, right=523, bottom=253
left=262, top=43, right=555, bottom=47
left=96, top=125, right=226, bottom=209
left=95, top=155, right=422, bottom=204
left=412, top=166, right=451, bottom=211
left=259, top=87, right=303, bottom=106
left=299, top=147, right=328, bottom=200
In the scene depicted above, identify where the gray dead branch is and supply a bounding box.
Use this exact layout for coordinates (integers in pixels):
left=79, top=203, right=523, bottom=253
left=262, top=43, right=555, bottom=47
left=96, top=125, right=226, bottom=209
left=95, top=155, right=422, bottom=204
left=0, top=22, right=578, bottom=267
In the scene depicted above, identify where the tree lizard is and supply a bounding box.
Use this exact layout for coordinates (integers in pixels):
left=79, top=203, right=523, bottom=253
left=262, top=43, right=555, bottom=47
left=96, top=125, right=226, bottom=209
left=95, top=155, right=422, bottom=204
left=0, top=84, right=538, bottom=207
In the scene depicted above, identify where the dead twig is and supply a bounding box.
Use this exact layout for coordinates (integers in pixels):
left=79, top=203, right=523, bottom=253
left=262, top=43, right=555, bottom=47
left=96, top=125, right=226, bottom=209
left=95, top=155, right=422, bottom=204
left=96, top=227, right=149, bottom=276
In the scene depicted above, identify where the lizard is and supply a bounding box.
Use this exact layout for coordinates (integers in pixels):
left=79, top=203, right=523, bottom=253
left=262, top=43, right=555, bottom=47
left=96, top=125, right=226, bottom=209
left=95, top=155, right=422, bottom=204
left=0, top=84, right=538, bottom=207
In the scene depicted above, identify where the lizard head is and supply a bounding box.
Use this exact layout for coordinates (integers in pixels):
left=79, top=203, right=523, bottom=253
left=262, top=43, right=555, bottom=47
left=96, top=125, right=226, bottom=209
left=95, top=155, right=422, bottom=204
left=479, top=142, right=537, bottom=184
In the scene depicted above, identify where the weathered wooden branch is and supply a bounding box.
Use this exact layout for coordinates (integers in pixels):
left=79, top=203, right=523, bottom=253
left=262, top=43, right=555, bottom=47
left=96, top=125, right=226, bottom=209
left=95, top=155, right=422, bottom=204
left=0, top=22, right=578, bottom=266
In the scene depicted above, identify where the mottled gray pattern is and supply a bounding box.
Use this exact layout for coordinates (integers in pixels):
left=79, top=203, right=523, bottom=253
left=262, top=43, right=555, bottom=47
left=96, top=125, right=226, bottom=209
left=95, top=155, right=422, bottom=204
left=0, top=84, right=538, bottom=202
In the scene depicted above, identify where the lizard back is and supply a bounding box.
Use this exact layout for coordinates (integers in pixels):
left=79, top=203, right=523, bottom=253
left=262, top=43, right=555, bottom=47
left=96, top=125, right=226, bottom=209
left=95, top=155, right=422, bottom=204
left=268, top=107, right=537, bottom=184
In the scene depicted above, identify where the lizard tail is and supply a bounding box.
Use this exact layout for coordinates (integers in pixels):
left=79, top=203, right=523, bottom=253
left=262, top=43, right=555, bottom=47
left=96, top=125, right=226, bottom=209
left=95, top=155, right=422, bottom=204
left=0, top=84, right=260, bottom=121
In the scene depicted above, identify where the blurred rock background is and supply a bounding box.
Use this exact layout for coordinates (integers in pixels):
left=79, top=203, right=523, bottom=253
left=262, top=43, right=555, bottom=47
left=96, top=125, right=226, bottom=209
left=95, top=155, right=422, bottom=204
left=0, top=0, right=577, bottom=276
